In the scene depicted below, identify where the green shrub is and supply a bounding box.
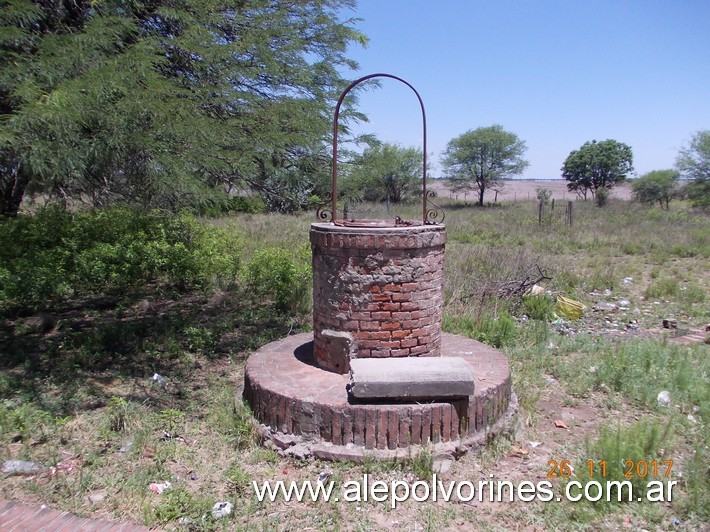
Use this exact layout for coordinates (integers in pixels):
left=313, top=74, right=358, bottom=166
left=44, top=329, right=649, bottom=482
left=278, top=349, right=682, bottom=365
left=443, top=312, right=517, bottom=348
left=0, top=207, right=242, bottom=311
left=574, top=419, right=673, bottom=510
left=522, top=294, right=556, bottom=321
left=244, top=247, right=311, bottom=313
left=644, top=277, right=679, bottom=299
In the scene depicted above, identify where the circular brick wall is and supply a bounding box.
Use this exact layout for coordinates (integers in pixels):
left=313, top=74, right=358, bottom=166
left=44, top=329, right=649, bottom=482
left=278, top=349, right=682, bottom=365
left=311, top=223, right=446, bottom=374
left=243, top=333, right=513, bottom=454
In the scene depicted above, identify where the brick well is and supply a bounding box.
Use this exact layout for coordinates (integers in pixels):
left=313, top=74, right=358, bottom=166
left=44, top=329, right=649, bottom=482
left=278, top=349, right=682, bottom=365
left=311, top=223, right=446, bottom=374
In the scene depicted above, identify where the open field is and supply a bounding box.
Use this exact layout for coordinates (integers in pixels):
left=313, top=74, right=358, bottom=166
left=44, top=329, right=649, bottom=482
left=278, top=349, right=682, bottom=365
left=428, top=179, right=634, bottom=202
left=0, top=199, right=708, bottom=530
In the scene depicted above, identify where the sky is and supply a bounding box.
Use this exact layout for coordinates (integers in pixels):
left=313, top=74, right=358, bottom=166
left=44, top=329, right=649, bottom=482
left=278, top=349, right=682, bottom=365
left=338, top=0, right=710, bottom=179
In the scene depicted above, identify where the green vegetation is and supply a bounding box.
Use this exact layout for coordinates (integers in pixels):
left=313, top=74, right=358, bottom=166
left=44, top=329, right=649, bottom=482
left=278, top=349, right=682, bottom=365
left=0, top=196, right=708, bottom=531
left=442, top=124, right=529, bottom=206
left=562, top=139, right=634, bottom=201
left=676, top=130, right=710, bottom=209
left=341, top=142, right=424, bottom=206
left=0, top=0, right=365, bottom=217
left=632, top=169, right=681, bottom=209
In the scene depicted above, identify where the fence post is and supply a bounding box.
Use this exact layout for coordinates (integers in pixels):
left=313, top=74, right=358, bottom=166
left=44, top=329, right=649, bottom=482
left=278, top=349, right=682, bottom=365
left=567, top=201, right=573, bottom=227
left=538, top=200, right=543, bottom=226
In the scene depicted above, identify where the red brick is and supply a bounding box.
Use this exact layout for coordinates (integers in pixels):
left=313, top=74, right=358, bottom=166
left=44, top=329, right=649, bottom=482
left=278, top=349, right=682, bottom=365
left=390, top=349, right=409, bottom=357
left=342, top=410, right=353, bottom=445
left=332, top=408, right=343, bottom=445
left=398, top=408, right=411, bottom=448
left=354, top=408, right=365, bottom=447
left=391, top=312, right=412, bottom=321
left=432, top=406, right=442, bottom=443
left=364, top=331, right=392, bottom=340
left=388, top=410, right=399, bottom=450
left=381, top=302, right=401, bottom=311
left=442, top=406, right=451, bottom=441
left=359, top=320, right=382, bottom=331
left=391, top=329, right=411, bottom=340
left=411, top=408, right=422, bottom=444
left=381, top=321, right=402, bottom=331
left=371, top=311, right=391, bottom=320
left=400, top=338, right=418, bottom=348
left=421, top=408, right=431, bottom=443
left=376, top=410, right=388, bottom=449
left=392, top=293, right=411, bottom=302
left=365, top=408, right=377, bottom=449
left=382, top=283, right=402, bottom=292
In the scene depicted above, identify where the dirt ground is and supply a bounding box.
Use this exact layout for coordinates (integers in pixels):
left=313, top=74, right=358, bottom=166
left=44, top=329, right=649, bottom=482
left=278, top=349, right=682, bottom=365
left=428, top=179, right=633, bottom=203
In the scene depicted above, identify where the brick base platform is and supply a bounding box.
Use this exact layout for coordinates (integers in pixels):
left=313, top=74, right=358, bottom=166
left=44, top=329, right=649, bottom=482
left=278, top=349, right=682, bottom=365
left=243, top=332, right=514, bottom=460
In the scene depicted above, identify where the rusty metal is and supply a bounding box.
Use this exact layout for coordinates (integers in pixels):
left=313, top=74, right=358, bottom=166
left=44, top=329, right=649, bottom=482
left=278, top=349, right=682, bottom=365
left=320, top=73, right=441, bottom=226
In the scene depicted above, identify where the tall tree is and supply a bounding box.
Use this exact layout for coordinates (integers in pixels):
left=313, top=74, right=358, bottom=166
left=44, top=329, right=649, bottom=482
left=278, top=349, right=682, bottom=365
left=0, top=0, right=366, bottom=217
left=441, top=125, right=528, bottom=206
left=561, top=139, right=633, bottom=200
left=632, top=170, right=680, bottom=209
left=675, top=130, right=710, bottom=208
left=342, top=142, right=423, bottom=205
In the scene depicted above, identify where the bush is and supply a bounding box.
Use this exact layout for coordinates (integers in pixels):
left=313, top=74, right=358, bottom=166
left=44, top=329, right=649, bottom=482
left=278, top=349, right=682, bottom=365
left=522, top=294, right=556, bottom=321
left=443, top=312, right=517, bottom=348
left=0, top=207, right=242, bottom=311
left=244, top=247, right=311, bottom=313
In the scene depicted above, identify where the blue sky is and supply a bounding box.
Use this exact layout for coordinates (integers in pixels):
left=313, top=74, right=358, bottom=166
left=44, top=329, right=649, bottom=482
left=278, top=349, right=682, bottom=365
left=340, top=0, right=710, bottom=179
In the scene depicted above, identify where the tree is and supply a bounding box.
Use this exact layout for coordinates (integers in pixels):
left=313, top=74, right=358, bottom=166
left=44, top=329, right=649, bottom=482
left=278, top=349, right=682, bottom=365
left=442, top=125, right=528, bottom=206
left=561, top=139, right=633, bottom=200
left=0, top=0, right=366, bottom=217
left=675, top=130, right=710, bottom=208
left=632, top=170, right=680, bottom=209
left=341, top=143, right=423, bottom=206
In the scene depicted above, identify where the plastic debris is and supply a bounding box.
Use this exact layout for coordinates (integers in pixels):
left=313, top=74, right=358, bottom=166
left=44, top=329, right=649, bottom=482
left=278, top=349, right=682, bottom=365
left=149, top=481, right=172, bottom=494
left=529, top=441, right=542, bottom=448
left=317, top=469, right=332, bottom=483
left=529, top=284, right=546, bottom=296
left=153, top=373, right=168, bottom=387
left=623, top=277, right=633, bottom=284
left=1, top=460, right=46, bottom=476
left=554, top=420, right=569, bottom=429
left=618, top=299, right=630, bottom=308
left=556, top=295, right=586, bottom=320
left=211, top=501, right=233, bottom=519
left=657, top=391, right=671, bottom=407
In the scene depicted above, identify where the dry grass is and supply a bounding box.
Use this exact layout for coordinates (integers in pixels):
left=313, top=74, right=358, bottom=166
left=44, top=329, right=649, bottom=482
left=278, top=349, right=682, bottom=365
left=1, top=198, right=708, bottom=530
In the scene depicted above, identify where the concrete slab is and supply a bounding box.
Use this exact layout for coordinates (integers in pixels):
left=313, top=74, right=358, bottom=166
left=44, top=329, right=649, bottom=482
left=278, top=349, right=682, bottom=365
left=348, top=357, right=475, bottom=400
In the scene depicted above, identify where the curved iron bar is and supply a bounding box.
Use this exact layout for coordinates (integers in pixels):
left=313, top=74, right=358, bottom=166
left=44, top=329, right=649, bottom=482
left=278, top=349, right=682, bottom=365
left=315, top=204, right=332, bottom=222
left=327, top=73, right=438, bottom=225
left=425, top=190, right=445, bottom=224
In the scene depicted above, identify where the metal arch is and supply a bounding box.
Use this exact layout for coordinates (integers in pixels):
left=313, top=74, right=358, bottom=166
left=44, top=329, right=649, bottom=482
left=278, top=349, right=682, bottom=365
left=328, top=73, right=436, bottom=225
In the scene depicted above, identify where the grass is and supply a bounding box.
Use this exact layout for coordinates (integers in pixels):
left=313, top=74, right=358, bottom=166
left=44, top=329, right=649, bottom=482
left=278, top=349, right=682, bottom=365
left=0, top=198, right=708, bottom=530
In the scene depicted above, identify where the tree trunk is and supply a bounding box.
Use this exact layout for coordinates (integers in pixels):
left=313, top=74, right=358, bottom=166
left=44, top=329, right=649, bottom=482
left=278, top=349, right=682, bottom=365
left=0, top=166, right=29, bottom=218
left=478, top=186, right=485, bottom=206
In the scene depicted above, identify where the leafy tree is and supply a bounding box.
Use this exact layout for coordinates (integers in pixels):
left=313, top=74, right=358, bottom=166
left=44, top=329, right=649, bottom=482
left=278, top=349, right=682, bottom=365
left=675, top=130, right=710, bottom=208
left=632, top=170, right=680, bottom=209
left=342, top=142, right=422, bottom=205
left=442, top=125, right=528, bottom=206
left=561, top=139, right=634, bottom=200
left=0, top=0, right=366, bottom=217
